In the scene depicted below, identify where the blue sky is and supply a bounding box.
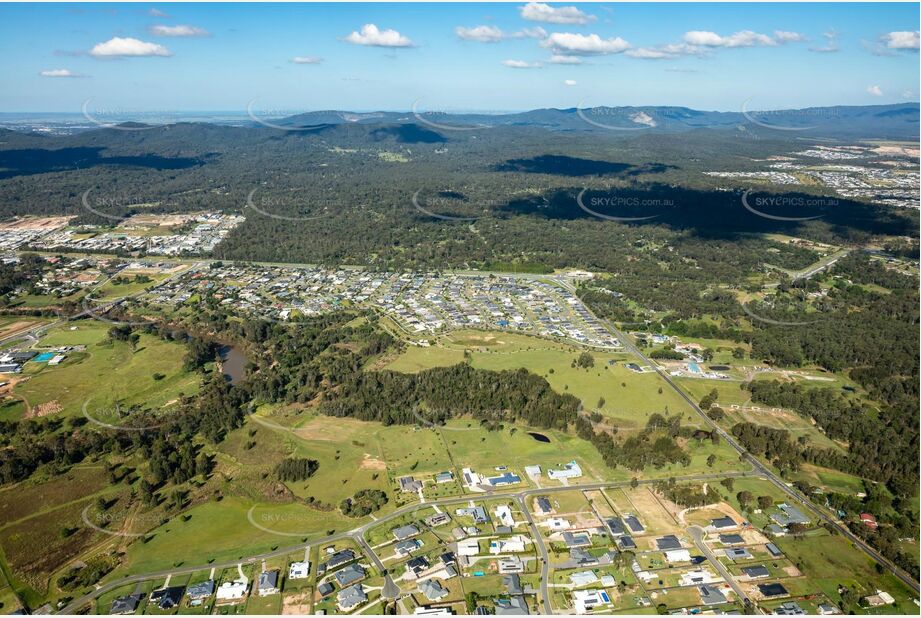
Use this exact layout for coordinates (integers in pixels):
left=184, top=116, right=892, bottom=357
left=0, top=2, right=918, bottom=113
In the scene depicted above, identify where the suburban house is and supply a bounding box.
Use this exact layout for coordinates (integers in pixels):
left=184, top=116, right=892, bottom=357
left=547, top=460, right=583, bottom=481
left=742, top=565, right=771, bottom=579
left=569, top=570, right=599, bottom=587
left=623, top=515, right=645, bottom=534
left=719, top=533, right=745, bottom=545
left=456, top=506, right=489, bottom=524
left=317, top=582, right=335, bottom=598
left=664, top=549, right=692, bottom=563
left=425, top=512, right=452, bottom=527
left=655, top=535, right=682, bottom=551
left=150, top=586, right=185, bottom=610
left=534, top=496, right=553, bottom=515
left=257, top=571, right=280, bottom=596
left=606, top=517, right=626, bottom=536
left=563, top=531, right=592, bottom=548
left=678, top=570, right=719, bottom=586
left=490, top=535, right=528, bottom=554
left=494, top=505, right=516, bottom=527
left=399, top=476, right=424, bottom=493
left=393, top=524, right=421, bottom=541
left=288, top=561, right=310, bottom=580
left=494, top=596, right=529, bottom=615
left=860, top=513, right=879, bottom=530
left=418, top=580, right=449, bottom=602
left=699, top=585, right=727, bottom=605
left=617, top=536, right=637, bottom=550
left=458, top=538, right=480, bottom=556
left=337, top=584, right=368, bottom=611
left=773, top=601, right=807, bottom=615
left=498, top=556, right=525, bottom=574
left=726, top=547, right=753, bottom=561
left=435, top=471, right=454, bottom=483
left=186, top=580, right=215, bottom=601
left=758, top=583, right=789, bottom=599
left=396, top=539, right=423, bottom=556
left=323, top=549, right=357, bottom=571
left=110, top=593, right=143, bottom=615
left=334, top=564, right=366, bottom=587
left=487, top=472, right=522, bottom=486
left=216, top=580, right=248, bottom=601
left=709, top=516, right=739, bottom=530
left=771, top=504, right=810, bottom=527
left=406, top=556, right=431, bottom=578
left=572, top=589, right=612, bottom=614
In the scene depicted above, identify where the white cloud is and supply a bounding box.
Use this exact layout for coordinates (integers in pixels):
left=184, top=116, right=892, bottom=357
left=519, top=2, right=595, bottom=25
left=902, top=89, right=914, bottom=98
left=810, top=30, right=839, bottom=53
left=626, top=43, right=700, bottom=59
left=773, top=30, right=807, bottom=43
left=148, top=8, right=168, bottom=17
left=501, top=59, right=543, bottom=69
left=867, top=85, right=883, bottom=96
left=455, top=25, right=504, bottom=43
left=563, top=79, right=577, bottom=86
left=683, top=30, right=776, bottom=48
left=149, top=24, right=209, bottom=37
left=89, top=37, right=171, bottom=57
left=39, top=68, right=86, bottom=78
left=884, top=31, right=920, bottom=49
left=541, top=32, right=629, bottom=55
left=291, top=56, right=323, bottom=64
left=455, top=25, right=546, bottom=43
left=342, top=24, right=414, bottom=48
left=548, top=54, right=583, bottom=64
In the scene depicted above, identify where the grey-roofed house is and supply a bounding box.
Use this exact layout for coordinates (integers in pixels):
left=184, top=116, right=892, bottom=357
left=503, top=574, right=523, bottom=596
left=187, top=580, right=215, bottom=600
left=758, top=583, right=789, bottom=598
left=419, top=580, right=449, bottom=602
left=399, top=476, right=423, bottom=493
left=494, top=596, right=529, bottom=615
left=435, top=471, right=454, bottom=483
left=618, top=536, right=637, bottom=550
left=563, top=531, right=592, bottom=548
left=324, top=549, right=357, bottom=570
left=317, top=582, right=335, bottom=597
left=536, top=496, right=552, bottom=515
left=606, top=517, right=626, bottom=536
left=407, top=556, right=430, bottom=577
left=726, top=547, right=753, bottom=560
left=771, top=504, right=809, bottom=527
left=773, top=601, right=806, bottom=615
left=765, top=543, right=783, bottom=557
left=719, top=534, right=745, bottom=545
left=393, top=524, right=420, bottom=541
left=111, top=593, right=143, bottom=615
left=337, top=584, right=367, bottom=611
left=335, top=564, right=366, bottom=587
left=150, top=586, right=185, bottom=610
left=258, top=571, right=279, bottom=595
left=457, top=506, right=489, bottom=524
left=395, top=539, right=422, bottom=555
left=569, top=548, right=598, bottom=566
left=624, top=515, right=645, bottom=533
left=656, top=535, right=682, bottom=550
left=700, top=585, right=727, bottom=605
left=742, top=565, right=771, bottom=579
left=710, top=516, right=738, bottom=529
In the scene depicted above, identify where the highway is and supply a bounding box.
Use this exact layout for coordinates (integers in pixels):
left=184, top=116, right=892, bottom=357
left=602, top=319, right=921, bottom=595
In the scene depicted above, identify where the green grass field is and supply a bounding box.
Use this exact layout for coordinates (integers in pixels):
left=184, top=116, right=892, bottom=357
left=13, top=322, right=199, bottom=419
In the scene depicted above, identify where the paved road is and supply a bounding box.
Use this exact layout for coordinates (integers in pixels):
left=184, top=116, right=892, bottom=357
left=603, top=320, right=921, bottom=594
left=514, top=495, right=552, bottom=614
left=688, top=525, right=753, bottom=611
left=58, top=472, right=755, bottom=615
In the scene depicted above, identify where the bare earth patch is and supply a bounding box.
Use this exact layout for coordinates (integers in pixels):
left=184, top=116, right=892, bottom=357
left=282, top=591, right=312, bottom=614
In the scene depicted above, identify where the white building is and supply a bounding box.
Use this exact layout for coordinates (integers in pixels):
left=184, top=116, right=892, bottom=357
left=524, top=465, right=542, bottom=477
left=569, top=570, right=599, bottom=587
left=215, top=580, right=248, bottom=601
left=547, top=517, right=571, bottom=531
left=664, top=549, right=692, bottom=563
left=489, top=535, right=527, bottom=554
left=494, top=505, right=515, bottom=527
left=288, top=561, right=310, bottom=580
left=457, top=538, right=480, bottom=556
left=572, top=589, right=612, bottom=614
left=548, top=460, right=583, bottom=481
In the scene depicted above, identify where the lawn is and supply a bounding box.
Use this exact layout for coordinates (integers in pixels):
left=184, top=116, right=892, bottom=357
left=13, top=322, right=200, bottom=419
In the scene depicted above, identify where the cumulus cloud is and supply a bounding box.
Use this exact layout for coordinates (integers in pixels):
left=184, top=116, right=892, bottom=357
left=810, top=30, right=839, bottom=53
left=455, top=25, right=546, bottom=42
left=148, top=7, right=168, bottom=17
left=867, top=85, right=883, bottom=96
left=548, top=54, right=583, bottom=64
left=342, top=24, right=414, bottom=48
left=291, top=56, right=323, bottom=64
left=563, top=79, right=577, bottom=86
left=501, top=59, right=543, bottom=69
left=773, top=30, right=808, bottom=43
left=541, top=32, right=629, bottom=55
left=455, top=25, right=504, bottom=43
left=626, top=43, right=700, bottom=59
left=39, top=68, right=87, bottom=78
left=519, top=2, right=595, bottom=25
left=89, top=36, right=171, bottom=57
left=884, top=31, right=920, bottom=49
left=149, top=24, right=209, bottom=37
left=683, top=30, right=776, bottom=48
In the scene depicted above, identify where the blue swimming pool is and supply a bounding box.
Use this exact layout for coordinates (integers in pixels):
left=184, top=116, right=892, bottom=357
left=688, top=361, right=701, bottom=374
left=33, top=352, right=55, bottom=362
